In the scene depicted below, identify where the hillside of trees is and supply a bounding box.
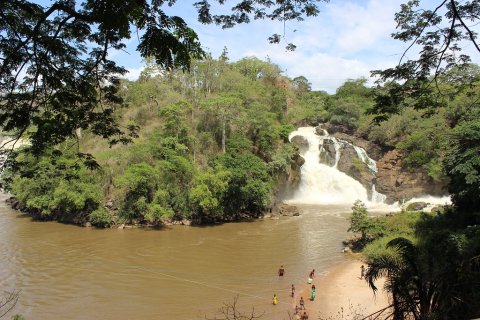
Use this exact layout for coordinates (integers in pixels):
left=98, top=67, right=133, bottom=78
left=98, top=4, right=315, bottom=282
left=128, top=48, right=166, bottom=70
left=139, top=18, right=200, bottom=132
left=2, top=55, right=479, bottom=230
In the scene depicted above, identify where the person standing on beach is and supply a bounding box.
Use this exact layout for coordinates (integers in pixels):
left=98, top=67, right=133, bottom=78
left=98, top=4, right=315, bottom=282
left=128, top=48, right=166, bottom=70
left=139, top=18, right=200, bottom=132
left=299, top=296, right=305, bottom=309
left=360, top=265, right=365, bottom=279
left=273, top=294, right=278, bottom=305
left=310, top=285, right=316, bottom=301
left=278, top=265, right=285, bottom=277
left=291, top=284, right=295, bottom=297
left=301, top=311, right=309, bottom=320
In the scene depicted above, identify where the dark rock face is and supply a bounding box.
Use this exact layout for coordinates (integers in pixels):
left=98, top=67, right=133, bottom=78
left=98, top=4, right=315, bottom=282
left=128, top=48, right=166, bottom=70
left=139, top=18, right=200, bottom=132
left=281, top=123, right=448, bottom=204
left=375, top=149, right=446, bottom=203
left=275, top=151, right=305, bottom=200
left=336, top=143, right=376, bottom=199
left=290, top=135, right=309, bottom=154
left=278, top=203, right=300, bottom=216
left=317, top=123, right=447, bottom=203
left=319, top=140, right=336, bottom=166
left=289, top=153, right=305, bottom=185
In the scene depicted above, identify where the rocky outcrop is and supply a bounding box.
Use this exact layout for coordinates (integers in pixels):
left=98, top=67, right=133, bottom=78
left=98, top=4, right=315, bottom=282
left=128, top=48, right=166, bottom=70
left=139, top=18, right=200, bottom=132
left=376, top=149, right=446, bottom=203
left=278, top=203, right=300, bottom=216
left=319, top=124, right=385, bottom=161
left=336, top=143, right=376, bottom=198
left=290, top=135, right=309, bottom=154
left=275, top=140, right=305, bottom=200
left=316, top=123, right=447, bottom=203
left=319, top=139, right=336, bottom=166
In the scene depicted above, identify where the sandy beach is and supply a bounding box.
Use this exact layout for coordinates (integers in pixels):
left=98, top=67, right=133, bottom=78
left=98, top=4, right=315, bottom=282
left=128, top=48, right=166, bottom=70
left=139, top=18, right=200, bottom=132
left=292, top=259, right=390, bottom=319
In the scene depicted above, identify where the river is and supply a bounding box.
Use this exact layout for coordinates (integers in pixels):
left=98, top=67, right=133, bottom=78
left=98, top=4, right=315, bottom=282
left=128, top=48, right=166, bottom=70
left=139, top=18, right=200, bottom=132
left=0, top=194, right=354, bottom=320
left=2, top=126, right=409, bottom=319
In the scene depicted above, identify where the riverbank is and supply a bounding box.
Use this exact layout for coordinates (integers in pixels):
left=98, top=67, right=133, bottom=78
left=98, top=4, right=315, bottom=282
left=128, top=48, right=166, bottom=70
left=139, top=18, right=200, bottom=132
left=295, top=258, right=390, bottom=319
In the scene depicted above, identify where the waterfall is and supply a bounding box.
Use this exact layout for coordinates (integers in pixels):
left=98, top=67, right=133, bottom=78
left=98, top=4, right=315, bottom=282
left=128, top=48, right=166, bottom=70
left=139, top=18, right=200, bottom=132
left=286, top=126, right=453, bottom=211
left=288, top=127, right=370, bottom=205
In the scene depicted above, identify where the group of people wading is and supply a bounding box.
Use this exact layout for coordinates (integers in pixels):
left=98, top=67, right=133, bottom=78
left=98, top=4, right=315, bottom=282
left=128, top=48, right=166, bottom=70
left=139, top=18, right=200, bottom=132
left=273, top=266, right=316, bottom=320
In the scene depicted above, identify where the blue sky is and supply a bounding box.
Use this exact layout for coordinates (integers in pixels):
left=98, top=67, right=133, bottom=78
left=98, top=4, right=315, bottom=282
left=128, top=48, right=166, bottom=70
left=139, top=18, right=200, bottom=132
left=36, top=0, right=480, bottom=93
left=113, top=0, right=409, bottom=93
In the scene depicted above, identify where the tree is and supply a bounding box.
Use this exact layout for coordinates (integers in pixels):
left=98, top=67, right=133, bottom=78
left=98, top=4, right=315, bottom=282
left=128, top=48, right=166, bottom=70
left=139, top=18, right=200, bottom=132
left=443, top=119, right=480, bottom=214
left=0, top=0, right=326, bottom=166
left=201, top=95, right=242, bottom=153
left=366, top=238, right=426, bottom=320
left=292, top=76, right=312, bottom=94
left=205, top=295, right=264, bottom=320
left=348, top=200, right=370, bottom=240
left=370, top=0, right=480, bottom=120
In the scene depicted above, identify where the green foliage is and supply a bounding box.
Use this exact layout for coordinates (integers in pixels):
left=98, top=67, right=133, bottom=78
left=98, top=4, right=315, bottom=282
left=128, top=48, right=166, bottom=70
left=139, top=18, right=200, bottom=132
left=278, top=124, right=295, bottom=143
left=363, top=233, right=415, bottom=264
left=444, top=119, right=480, bottom=212
left=9, top=149, right=103, bottom=223
left=190, top=167, right=231, bottom=222
left=269, top=144, right=296, bottom=176
left=218, top=148, right=273, bottom=217
left=89, top=208, right=112, bottom=227
left=116, top=163, right=157, bottom=221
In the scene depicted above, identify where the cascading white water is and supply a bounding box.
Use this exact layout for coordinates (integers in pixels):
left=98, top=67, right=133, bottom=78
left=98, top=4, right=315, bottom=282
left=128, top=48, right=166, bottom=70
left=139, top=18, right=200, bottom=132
left=287, top=126, right=451, bottom=211
left=288, top=127, right=370, bottom=205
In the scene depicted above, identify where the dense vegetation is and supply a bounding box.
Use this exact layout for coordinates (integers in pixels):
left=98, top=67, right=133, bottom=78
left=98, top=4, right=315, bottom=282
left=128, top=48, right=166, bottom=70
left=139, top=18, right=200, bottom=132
left=2, top=1, right=480, bottom=319
left=4, top=56, right=480, bottom=231
left=2, top=56, right=322, bottom=226
left=348, top=200, right=480, bottom=319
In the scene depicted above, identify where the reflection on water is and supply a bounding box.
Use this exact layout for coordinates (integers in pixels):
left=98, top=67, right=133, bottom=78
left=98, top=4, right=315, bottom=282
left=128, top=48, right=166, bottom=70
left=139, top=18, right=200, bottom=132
left=0, top=195, right=363, bottom=320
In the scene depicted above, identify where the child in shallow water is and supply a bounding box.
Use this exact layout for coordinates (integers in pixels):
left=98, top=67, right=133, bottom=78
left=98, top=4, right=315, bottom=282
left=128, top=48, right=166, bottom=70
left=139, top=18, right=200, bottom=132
left=273, top=294, right=278, bottom=305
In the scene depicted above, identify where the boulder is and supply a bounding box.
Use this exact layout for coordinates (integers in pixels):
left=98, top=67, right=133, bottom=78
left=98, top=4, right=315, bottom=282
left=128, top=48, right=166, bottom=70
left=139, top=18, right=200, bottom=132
left=404, top=202, right=428, bottom=212
left=278, top=203, right=300, bottom=216
left=290, top=135, right=309, bottom=154
left=319, top=139, right=336, bottom=166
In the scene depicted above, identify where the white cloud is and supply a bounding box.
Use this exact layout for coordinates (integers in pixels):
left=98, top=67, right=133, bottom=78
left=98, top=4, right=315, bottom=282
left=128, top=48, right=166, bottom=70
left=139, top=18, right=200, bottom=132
left=124, top=67, right=143, bottom=81
left=193, top=0, right=408, bottom=92
left=113, top=0, right=414, bottom=92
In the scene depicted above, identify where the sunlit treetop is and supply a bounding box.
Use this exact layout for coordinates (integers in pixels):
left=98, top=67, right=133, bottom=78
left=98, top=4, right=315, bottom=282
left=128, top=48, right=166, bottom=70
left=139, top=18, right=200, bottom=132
left=370, top=0, right=480, bottom=121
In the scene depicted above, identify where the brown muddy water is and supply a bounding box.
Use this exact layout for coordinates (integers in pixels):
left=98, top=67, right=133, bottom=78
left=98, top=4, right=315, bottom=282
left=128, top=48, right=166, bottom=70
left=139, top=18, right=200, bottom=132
left=0, top=194, right=356, bottom=320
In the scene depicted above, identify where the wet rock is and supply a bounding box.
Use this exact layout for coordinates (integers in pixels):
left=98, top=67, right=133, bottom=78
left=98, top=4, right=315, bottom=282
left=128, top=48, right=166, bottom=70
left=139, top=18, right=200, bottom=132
left=376, top=150, right=447, bottom=204
left=290, top=135, right=309, bottom=154
left=181, top=219, right=192, bottom=226
left=118, top=224, right=125, bottom=230
left=404, top=202, right=428, bottom=212
left=288, top=153, right=305, bottom=187
left=319, top=140, right=336, bottom=166
left=278, top=203, right=300, bottom=216
left=84, top=222, right=92, bottom=227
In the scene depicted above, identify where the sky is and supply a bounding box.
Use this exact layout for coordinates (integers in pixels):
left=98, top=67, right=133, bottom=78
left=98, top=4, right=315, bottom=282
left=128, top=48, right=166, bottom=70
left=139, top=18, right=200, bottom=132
left=106, top=0, right=478, bottom=94
left=112, top=0, right=408, bottom=93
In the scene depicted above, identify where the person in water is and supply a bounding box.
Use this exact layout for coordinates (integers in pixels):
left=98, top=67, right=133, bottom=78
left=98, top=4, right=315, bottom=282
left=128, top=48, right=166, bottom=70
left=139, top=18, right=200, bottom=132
left=360, top=265, right=365, bottom=279
left=311, top=285, right=316, bottom=301
left=278, top=265, right=285, bottom=277
left=291, top=284, right=295, bottom=297
left=301, top=311, right=309, bottom=320
left=309, top=269, right=315, bottom=279
left=299, top=296, right=305, bottom=309
left=273, top=294, right=278, bottom=305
